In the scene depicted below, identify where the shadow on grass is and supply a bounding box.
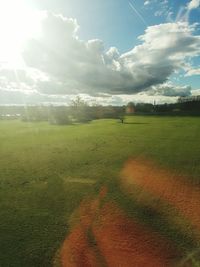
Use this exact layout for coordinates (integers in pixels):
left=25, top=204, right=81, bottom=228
left=124, top=122, right=149, bottom=125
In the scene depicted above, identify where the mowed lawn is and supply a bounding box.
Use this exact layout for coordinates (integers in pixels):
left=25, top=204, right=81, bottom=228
left=0, top=116, right=200, bottom=266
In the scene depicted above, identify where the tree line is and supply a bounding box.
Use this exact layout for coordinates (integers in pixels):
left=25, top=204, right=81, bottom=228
left=1, top=96, right=200, bottom=123
left=0, top=97, right=125, bottom=124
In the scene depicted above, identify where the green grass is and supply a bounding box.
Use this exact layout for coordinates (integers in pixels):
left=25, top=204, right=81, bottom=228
left=0, top=116, right=200, bottom=266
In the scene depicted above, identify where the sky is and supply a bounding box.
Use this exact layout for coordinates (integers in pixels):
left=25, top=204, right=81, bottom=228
left=0, top=0, right=200, bottom=105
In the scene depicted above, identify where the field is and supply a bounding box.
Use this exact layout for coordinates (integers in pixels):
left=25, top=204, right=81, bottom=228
left=1, top=116, right=200, bottom=266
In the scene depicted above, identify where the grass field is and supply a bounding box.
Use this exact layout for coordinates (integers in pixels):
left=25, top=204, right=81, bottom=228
left=1, top=116, right=200, bottom=266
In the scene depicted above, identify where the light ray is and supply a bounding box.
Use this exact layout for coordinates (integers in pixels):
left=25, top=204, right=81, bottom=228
left=129, top=1, right=148, bottom=27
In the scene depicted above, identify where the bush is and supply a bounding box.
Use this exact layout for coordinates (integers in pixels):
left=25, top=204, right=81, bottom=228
left=49, top=107, right=72, bottom=125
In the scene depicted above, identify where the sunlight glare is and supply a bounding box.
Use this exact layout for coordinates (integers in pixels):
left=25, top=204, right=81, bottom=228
left=0, top=0, right=44, bottom=68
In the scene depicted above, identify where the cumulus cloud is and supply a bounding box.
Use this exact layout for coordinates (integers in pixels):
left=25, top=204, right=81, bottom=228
left=186, top=68, right=200, bottom=76
left=192, top=89, right=200, bottom=95
left=146, top=83, right=192, bottom=97
left=21, top=12, right=200, bottom=97
left=187, top=0, right=200, bottom=10
left=0, top=67, right=53, bottom=95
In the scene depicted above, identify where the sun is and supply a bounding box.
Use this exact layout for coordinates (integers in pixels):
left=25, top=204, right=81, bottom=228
left=0, top=0, right=44, bottom=69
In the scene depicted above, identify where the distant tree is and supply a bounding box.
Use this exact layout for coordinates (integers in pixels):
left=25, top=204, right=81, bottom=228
left=71, top=96, right=87, bottom=108
left=70, top=96, right=92, bottom=123
left=49, top=106, right=72, bottom=125
left=135, top=103, right=154, bottom=113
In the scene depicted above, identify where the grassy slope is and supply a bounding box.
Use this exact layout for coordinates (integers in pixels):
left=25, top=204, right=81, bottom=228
left=0, top=116, right=200, bottom=266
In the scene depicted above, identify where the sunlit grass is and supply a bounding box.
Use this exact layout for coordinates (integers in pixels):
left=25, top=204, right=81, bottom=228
left=0, top=116, right=200, bottom=266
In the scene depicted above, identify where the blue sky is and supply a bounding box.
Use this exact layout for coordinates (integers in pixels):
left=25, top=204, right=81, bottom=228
left=0, top=0, right=200, bottom=105
left=26, top=0, right=200, bottom=49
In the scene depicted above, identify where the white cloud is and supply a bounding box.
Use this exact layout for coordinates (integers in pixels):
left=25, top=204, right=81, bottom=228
left=186, top=68, right=200, bottom=76
left=115, top=92, right=178, bottom=104
left=0, top=11, right=199, bottom=105
left=154, top=10, right=164, bottom=17
left=146, top=83, right=192, bottom=97
left=187, top=0, right=200, bottom=10
left=192, top=89, right=200, bottom=95
left=144, top=1, right=150, bottom=6
left=144, top=0, right=171, bottom=18
left=21, top=13, right=200, bottom=97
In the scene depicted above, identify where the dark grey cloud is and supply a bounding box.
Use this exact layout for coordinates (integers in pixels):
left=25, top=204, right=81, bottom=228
left=147, top=83, right=192, bottom=97
left=0, top=11, right=199, bottom=107
left=21, top=13, right=200, bottom=96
